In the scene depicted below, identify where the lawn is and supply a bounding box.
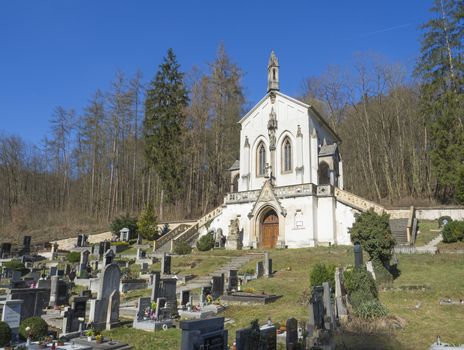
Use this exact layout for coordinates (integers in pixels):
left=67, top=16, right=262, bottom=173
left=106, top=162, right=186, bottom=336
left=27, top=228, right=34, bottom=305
left=106, top=247, right=464, bottom=349
left=415, top=220, right=440, bottom=246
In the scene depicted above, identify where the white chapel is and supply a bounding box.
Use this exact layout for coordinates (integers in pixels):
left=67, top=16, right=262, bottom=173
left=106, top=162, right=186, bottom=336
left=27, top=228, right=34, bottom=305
left=207, top=51, right=360, bottom=249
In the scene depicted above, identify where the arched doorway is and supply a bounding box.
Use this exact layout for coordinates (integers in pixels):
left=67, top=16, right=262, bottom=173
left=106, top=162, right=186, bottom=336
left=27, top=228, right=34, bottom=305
left=260, top=209, right=279, bottom=248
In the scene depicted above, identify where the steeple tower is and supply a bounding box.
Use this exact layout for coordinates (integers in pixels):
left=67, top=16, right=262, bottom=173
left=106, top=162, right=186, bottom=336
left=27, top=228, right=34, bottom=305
left=267, top=50, right=280, bottom=92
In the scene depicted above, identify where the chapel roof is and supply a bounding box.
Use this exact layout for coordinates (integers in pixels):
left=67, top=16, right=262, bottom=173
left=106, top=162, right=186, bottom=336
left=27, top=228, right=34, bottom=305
left=319, top=143, right=338, bottom=157
left=229, top=160, right=240, bottom=171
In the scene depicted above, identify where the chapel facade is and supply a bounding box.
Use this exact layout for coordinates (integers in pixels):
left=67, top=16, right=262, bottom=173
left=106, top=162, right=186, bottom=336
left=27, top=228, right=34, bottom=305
left=208, top=51, right=358, bottom=248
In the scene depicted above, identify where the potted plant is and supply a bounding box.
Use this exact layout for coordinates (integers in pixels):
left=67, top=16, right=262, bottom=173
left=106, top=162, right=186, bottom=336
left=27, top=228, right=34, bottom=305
left=95, top=334, right=103, bottom=344
left=85, top=329, right=94, bottom=341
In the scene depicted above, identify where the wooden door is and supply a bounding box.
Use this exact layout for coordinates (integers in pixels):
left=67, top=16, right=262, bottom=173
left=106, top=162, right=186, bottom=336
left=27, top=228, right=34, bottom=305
left=261, top=211, right=279, bottom=248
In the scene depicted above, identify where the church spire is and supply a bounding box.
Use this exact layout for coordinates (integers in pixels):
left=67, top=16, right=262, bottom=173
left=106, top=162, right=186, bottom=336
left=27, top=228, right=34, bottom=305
left=267, top=50, right=279, bottom=92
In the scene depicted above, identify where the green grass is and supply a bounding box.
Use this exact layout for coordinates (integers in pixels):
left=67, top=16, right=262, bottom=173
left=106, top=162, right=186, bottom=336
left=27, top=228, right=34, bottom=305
left=103, top=326, right=180, bottom=349
left=105, top=246, right=464, bottom=350
left=415, top=220, right=440, bottom=246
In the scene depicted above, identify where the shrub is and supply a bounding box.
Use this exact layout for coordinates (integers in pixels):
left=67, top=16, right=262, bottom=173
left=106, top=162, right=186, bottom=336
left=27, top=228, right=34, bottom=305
left=19, top=317, right=48, bottom=341
left=3, top=260, right=28, bottom=276
left=0, top=321, right=12, bottom=347
left=442, top=220, right=464, bottom=243
left=354, top=299, right=389, bottom=319
left=110, top=213, right=138, bottom=237
left=173, top=241, right=192, bottom=255
left=66, top=252, right=81, bottom=263
left=349, top=209, right=396, bottom=264
left=344, top=268, right=378, bottom=299
left=310, top=263, right=335, bottom=290
left=111, top=241, right=129, bottom=246
left=196, top=233, right=215, bottom=252
left=438, top=216, right=453, bottom=228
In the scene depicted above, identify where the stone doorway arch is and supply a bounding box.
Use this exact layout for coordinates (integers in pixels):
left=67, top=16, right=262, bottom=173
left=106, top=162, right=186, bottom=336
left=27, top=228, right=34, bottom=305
left=259, top=208, right=279, bottom=248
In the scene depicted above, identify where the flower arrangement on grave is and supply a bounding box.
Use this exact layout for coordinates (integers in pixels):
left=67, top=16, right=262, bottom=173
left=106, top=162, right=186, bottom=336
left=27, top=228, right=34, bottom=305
left=95, top=334, right=103, bottom=343
left=206, top=294, right=213, bottom=305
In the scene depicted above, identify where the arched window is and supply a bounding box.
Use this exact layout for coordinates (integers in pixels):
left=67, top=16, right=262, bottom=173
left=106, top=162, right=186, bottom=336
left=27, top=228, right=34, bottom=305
left=318, top=161, right=330, bottom=185
left=257, top=142, right=266, bottom=176
left=282, top=137, right=292, bottom=172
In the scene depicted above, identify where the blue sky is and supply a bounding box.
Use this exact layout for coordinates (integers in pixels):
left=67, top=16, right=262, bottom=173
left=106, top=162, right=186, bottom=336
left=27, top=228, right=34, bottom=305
left=0, top=0, right=431, bottom=144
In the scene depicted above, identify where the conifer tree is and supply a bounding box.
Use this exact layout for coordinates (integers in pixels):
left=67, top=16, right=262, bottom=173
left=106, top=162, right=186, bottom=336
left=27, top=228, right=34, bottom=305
left=137, top=204, right=158, bottom=240
left=144, top=48, right=189, bottom=204
left=415, top=0, right=464, bottom=202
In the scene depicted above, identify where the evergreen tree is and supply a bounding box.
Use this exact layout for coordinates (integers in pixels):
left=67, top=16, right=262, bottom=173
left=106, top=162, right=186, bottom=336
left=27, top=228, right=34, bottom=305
left=137, top=204, right=158, bottom=240
left=415, top=0, right=464, bottom=202
left=144, top=48, right=189, bottom=204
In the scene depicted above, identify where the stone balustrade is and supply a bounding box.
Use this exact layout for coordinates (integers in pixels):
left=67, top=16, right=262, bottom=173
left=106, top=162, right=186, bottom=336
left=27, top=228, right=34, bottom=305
left=334, top=188, right=386, bottom=214
left=154, top=223, right=191, bottom=250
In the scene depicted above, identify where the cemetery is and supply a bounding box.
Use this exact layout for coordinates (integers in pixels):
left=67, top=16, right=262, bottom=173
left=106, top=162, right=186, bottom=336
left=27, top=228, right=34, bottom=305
left=0, top=216, right=462, bottom=350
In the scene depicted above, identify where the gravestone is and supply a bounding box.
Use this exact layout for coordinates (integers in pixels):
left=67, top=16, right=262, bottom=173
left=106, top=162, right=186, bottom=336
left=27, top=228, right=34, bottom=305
left=180, top=290, right=190, bottom=306
left=354, top=243, right=363, bottom=270
left=49, top=266, right=58, bottom=276
left=136, top=297, right=151, bottom=321
left=49, top=276, right=59, bottom=307
left=48, top=276, right=68, bottom=307
left=136, top=233, right=142, bottom=245
left=88, top=262, right=121, bottom=330
left=155, top=297, right=167, bottom=320
left=161, top=253, right=171, bottom=275
left=159, top=278, right=177, bottom=316
left=308, top=286, right=324, bottom=331
left=236, top=322, right=276, bottom=350
left=255, top=261, right=264, bottom=278
left=151, top=271, right=161, bottom=301
left=141, top=262, right=148, bottom=274
left=227, top=270, right=238, bottom=291
left=334, top=267, right=347, bottom=319
left=322, top=282, right=335, bottom=330
left=9, top=288, right=50, bottom=319
left=263, top=252, right=272, bottom=278
left=260, top=324, right=277, bottom=350
left=225, top=218, right=242, bottom=250
left=104, top=249, right=115, bottom=267
left=0, top=299, right=23, bottom=339
left=201, top=286, right=212, bottom=306
left=366, top=261, right=376, bottom=280
left=106, top=290, right=120, bottom=329
left=22, top=235, right=31, bottom=255
left=76, top=234, right=87, bottom=247
left=51, top=243, right=59, bottom=260
left=211, top=274, right=225, bottom=300
left=286, top=318, right=298, bottom=350
left=79, top=250, right=90, bottom=277
left=99, top=241, right=110, bottom=258
left=62, top=296, right=87, bottom=334
left=0, top=242, right=12, bottom=258
left=180, top=317, right=228, bottom=350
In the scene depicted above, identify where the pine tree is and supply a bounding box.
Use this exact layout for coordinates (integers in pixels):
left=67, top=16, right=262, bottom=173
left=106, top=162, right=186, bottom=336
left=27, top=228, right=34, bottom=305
left=144, top=48, right=189, bottom=204
left=415, top=0, right=464, bottom=202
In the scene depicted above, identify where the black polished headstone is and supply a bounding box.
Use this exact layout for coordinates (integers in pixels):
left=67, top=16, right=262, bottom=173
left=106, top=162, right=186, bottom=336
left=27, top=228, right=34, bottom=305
left=286, top=318, right=298, bottom=350
left=180, top=317, right=228, bottom=350
left=354, top=243, right=363, bottom=270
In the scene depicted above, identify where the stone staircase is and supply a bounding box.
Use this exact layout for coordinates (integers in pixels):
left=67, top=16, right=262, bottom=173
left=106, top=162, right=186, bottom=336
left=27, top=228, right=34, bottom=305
left=389, top=218, right=409, bottom=244
left=335, top=187, right=415, bottom=244
left=153, top=206, right=223, bottom=253
left=178, top=253, right=259, bottom=292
